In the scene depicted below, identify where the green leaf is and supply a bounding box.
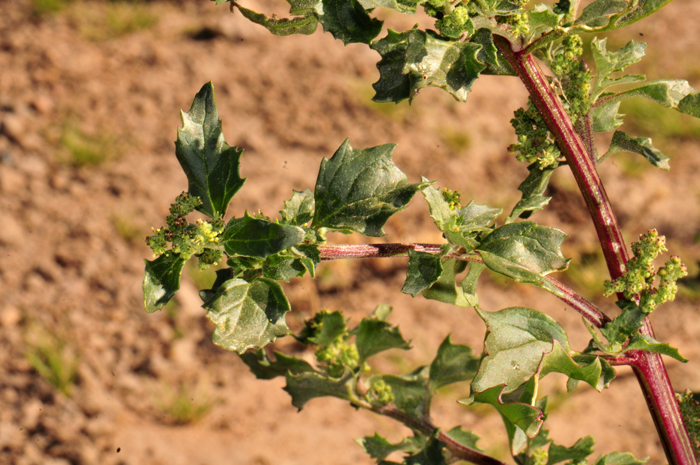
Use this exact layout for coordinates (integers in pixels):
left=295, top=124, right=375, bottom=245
left=592, top=100, right=623, bottom=132
left=223, top=213, right=305, bottom=258
left=403, top=435, right=448, bottom=465
left=235, top=4, right=319, bottom=35
left=591, top=38, right=646, bottom=101
left=470, top=307, right=569, bottom=397
left=506, top=163, right=555, bottom=222
left=599, top=300, right=646, bottom=350
left=477, top=222, right=570, bottom=292
left=602, top=130, right=669, bottom=170
left=463, top=384, right=544, bottom=438
left=298, top=310, right=347, bottom=346
left=239, top=348, right=315, bottom=380
left=356, top=315, right=411, bottom=363
left=356, top=0, right=419, bottom=13
left=676, top=390, right=700, bottom=460
left=624, top=334, right=687, bottom=362
left=262, top=245, right=320, bottom=281
left=429, top=336, right=480, bottom=393
left=143, top=252, right=186, bottom=313
left=357, top=433, right=425, bottom=462
left=526, top=4, right=562, bottom=42
left=575, top=1, right=628, bottom=29
left=421, top=181, right=501, bottom=250
left=444, top=426, right=482, bottom=452
left=574, top=0, right=672, bottom=32
left=370, top=29, right=487, bottom=103
left=175, top=82, right=245, bottom=218
left=679, top=93, right=700, bottom=118
left=402, top=250, right=442, bottom=297
left=312, top=139, right=426, bottom=236
left=284, top=370, right=355, bottom=410
left=280, top=189, right=315, bottom=225
left=421, top=259, right=470, bottom=307
left=471, top=28, right=515, bottom=76
left=371, top=29, right=412, bottom=103
left=460, top=262, right=485, bottom=307
left=381, top=367, right=429, bottom=417
left=404, top=30, right=486, bottom=103
left=594, top=452, right=648, bottom=465
left=200, top=267, right=237, bottom=303
left=204, top=277, right=291, bottom=353
left=318, top=0, right=383, bottom=45
left=548, top=436, right=595, bottom=465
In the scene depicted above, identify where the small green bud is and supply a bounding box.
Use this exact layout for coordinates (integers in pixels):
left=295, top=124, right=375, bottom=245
left=368, top=379, right=395, bottom=406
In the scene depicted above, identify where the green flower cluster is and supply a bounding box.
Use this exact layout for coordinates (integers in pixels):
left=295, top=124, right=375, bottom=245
left=368, top=379, right=395, bottom=406
left=509, top=98, right=562, bottom=169
left=316, top=339, right=360, bottom=377
left=435, top=6, right=472, bottom=39
left=604, top=229, right=688, bottom=313
left=441, top=188, right=462, bottom=210
left=146, top=192, right=225, bottom=267
left=549, top=35, right=591, bottom=124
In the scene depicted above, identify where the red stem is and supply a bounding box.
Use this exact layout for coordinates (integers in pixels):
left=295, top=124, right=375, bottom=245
left=493, top=35, right=696, bottom=465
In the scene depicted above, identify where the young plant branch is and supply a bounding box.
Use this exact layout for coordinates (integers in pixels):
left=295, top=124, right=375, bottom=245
left=493, top=35, right=697, bottom=465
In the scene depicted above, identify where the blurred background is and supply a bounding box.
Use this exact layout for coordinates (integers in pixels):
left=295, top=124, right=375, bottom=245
left=1, top=0, right=700, bottom=463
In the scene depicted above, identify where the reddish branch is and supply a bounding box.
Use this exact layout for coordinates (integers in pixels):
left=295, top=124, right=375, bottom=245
left=493, top=35, right=696, bottom=465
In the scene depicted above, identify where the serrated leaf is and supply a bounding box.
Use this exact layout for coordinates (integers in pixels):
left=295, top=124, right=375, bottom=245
left=280, top=189, right=315, bottom=225
left=223, top=213, right=305, bottom=258
left=381, top=367, right=429, bottom=417
left=404, top=30, right=486, bottom=103
left=356, top=316, right=411, bottom=362
left=624, top=334, right=687, bottom=362
left=371, top=29, right=412, bottom=103
left=591, top=38, right=646, bottom=101
left=312, top=139, right=426, bottom=236
left=404, top=435, right=448, bottom=465
left=471, top=307, right=569, bottom=396
left=176, top=82, right=245, bottom=218
left=356, top=0, right=419, bottom=13
left=679, top=93, right=700, bottom=118
left=284, top=370, right=355, bottom=410
left=602, top=130, right=669, bottom=170
left=463, top=384, right=544, bottom=437
left=262, top=245, right=320, bottom=281
left=402, top=250, right=442, bottom=297
left=421, top=259, right=470, bottom=307
left=477, top=222, right=569, bottom=292
left=143, top=253, right=186, bottom=313
left=677, top=390, right=700, bottom=459
left=370, top=29, right=487, bottom=104
left=239, top=348, right=315, bottom=380
left=429, top=336, right=480, bottom=393
left=507, top=163, right=555, bottom=222
left=236, top=4, right=319, bottom=35
left=444, top=426, right=482, bottom=452
left=471, top=28, right=515, bottom=76
left=599, top=300, right=646, bottom=350
left=204, top=277, right=291, bottom=353
left=574, top=0, right=672, bottom=32
left=548, top=436, right=595, bottom=465
left=526, top=4, right=562, bottom=42
left=575, top=1, right=628, bottom=29
left=592, top=100, right=623, bottom=132
left=421, top=182, right=501, bottom=250
left=298, top=310, right=347, bottom=346
left=594, top=451, right=648, bottom=465
left=318, top=0, right=383, bottom=45
left=357, top=433, right=425, bottom=461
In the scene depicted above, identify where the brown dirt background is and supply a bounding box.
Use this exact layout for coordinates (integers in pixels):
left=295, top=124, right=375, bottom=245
left=2, top=0, right=700, bottom=464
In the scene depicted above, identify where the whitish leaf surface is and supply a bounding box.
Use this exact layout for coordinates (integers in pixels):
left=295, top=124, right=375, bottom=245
left=401, top=250, right=442, bottom=297
left=223, top=214, right=305, bottom=258
left=594, top=452, right=648, bottom=465
left=574, top=0, right=673, bottom=32
left=236, top=4, right=318, bottom=35
left=285, top=371, right=354, bottom=410
left=591, top=38, right=646, bottom=101
left=356, top=316, right=411, bottom=363
left=204, top=278, right=291, bottom=353
left=429, top=336, right=480, bottom=393
left=477, top=222, right=569, bottom=292
left=280, top=189, right=315, bottom=225
left=371, top=29, right=486, bottom=103
left=507, top=163, right=554, bottom=222
left=176, top=82, right=245, bottom=218
left=143, top=252, right=186, bottom=313
left=603, top=131, right=669, bottom=170
left=312, top=139, right=425, bottom=236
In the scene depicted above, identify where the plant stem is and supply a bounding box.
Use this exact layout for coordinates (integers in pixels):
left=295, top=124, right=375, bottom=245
left=317, top=243, right=609, bottom=327
left=372, top=405, right=509, bottom=465
left=494, top=35, right=697, bottom=465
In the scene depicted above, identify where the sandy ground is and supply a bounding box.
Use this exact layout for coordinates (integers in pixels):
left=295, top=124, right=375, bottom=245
left=1, top=0, right=700, bottom=464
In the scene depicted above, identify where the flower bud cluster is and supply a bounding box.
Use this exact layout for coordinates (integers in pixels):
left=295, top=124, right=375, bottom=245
left=604, top=229, right=688, bottom=313
left=316, top=339, right=360, bottom=378
left=146, top=192, right=225, bottom=267
left=550, top=35, right=591, bottom=124
left=441, top=188, right=462, bottom=210
left=509, top=98, right=562, bottom=170
left=368, top=379, right=395, bottom=406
